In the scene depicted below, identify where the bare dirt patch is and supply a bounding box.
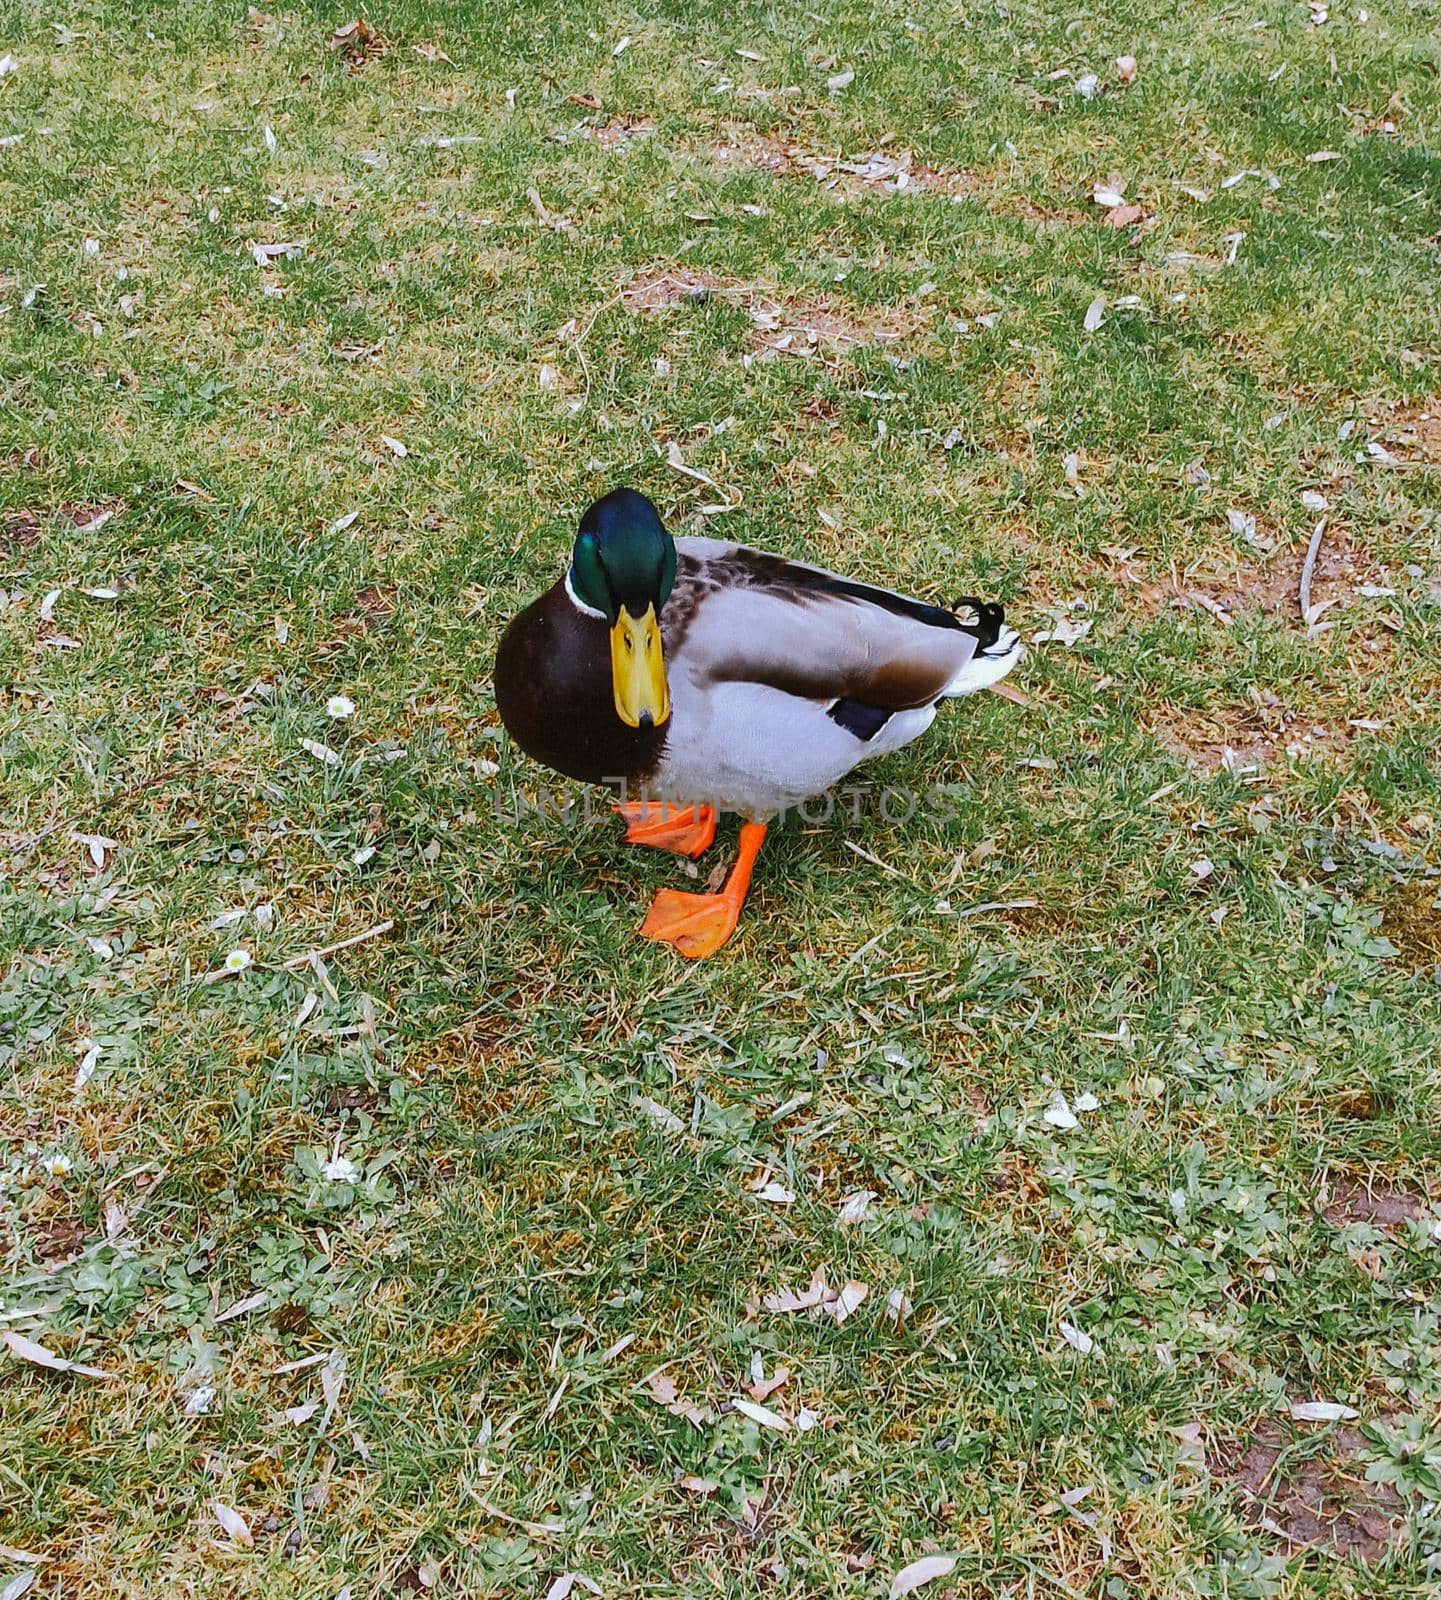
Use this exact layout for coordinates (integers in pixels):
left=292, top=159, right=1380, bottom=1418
left=620, top=268, right=754, bottom=314
left=621, top=268, right=912, bottom=359
left=1213, top=1417, right=1406, bottom=1562
left=1143, top=695, right=1357, bottom=777
left=586, top=115, right=657, bottom=149
left=1323, top=1174, right=1427, bottom=1232
left=1382, top=881, right=1441, bottom=969
left=3, top=511, right=41, bottom=550
left=708, top=121, right=977, bottom=199
left=1369, top=402, right=1441, bottom=464
left=1133, top=524, right=1375, bottom=630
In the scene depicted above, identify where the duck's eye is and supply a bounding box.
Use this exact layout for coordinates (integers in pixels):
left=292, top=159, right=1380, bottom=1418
left=624, top=633, right=633, bottom=653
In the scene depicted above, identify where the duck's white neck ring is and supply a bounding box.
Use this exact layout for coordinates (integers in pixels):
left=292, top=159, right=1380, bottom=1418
left=564, top=568, right=608, bottom=620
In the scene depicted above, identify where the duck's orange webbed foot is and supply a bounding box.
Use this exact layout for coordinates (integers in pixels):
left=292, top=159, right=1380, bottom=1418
left=640, top=821, right=767, bottom=959
left=615, top=800, right=717, bottom=859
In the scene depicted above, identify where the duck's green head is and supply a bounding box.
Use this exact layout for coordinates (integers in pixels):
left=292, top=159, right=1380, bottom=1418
left=569, top=488, right=676, bottom=730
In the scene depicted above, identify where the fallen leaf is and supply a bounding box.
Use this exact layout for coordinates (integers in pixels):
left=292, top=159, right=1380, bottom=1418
left=1290, top=1399, right=1359, bottom=1422
left=1083, top=296, right=1105, bottom=332
left=647, top=1372, right=679, bottom=1405
left=0, top=1573, right=36, bottom=1600
left=732, top=1397, right=789, bottom=1430
left=3, top=1329, right=114, bottom=1380
left=1059, top=1320, right=1095, bottom=1355
left=1306, top=149, right=1342, bottom=162
left=838, top=1189, right=878, bottom=1225
left=1114, top=54, right=1138, bottom=81
left=827, top=68, right=855, bottom=91
left=300, top=738, right=342, bottom=767
left=1104, top=203, right=1142, bottom=227
left=545, top=1575, right=602, bottom=1600
left=763, top=1267, right=830, bottom=1313
left=379, top=434, right=408, bottom=458
left=752, top=1181, right=795, bottom=1205
left=211, top=1501, right=253, bottom=1548
left=890, top=1554, right=959, bottom=1597
left=677, top=1474, right=719, bottom=1495
left=250, top=240, right=306, bottom=266
left=633, top=1095, right=685, bottom=1134
left=831, top=1280, right=867, bottom=1325
left=1032, top=616, right=1091, bottom=647
left=1093, top=178, right=1127, bottom=208
left=747, top=1366, right=790, bottom=1403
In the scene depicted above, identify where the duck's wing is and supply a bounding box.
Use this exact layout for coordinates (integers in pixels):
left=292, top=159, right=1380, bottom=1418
left=668, top=537, right=1019, bottom=712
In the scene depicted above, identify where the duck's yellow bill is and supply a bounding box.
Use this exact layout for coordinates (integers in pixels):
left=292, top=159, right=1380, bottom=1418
left=610, top=604, right=670, bottom=729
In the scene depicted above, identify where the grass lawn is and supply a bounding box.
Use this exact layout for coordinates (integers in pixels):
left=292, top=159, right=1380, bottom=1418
left=3, top=0, right=1441, bottom=1594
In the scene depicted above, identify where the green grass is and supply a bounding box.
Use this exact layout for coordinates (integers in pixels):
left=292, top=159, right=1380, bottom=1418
left=2, top=0, right=1441, bottom=1594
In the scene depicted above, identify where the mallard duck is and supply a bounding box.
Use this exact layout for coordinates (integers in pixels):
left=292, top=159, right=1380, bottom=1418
left=495, top=488, right=1020, bottom=958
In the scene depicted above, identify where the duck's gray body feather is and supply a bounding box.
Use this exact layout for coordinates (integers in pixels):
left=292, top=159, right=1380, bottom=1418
left=645, top=537, right=1021, bottom=819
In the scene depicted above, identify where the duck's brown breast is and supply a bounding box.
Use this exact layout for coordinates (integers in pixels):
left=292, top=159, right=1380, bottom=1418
left=494, top=580, right=668, bottom=788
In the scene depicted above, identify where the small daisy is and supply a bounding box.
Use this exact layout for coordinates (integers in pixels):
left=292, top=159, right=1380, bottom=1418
left=326, top=694, right=356, bottom=720
left=45, top=1153, right=74, bottom=1179
left=223, top=948, right=253, bottom=974
left=323, top=1154, right=360, bottom=1184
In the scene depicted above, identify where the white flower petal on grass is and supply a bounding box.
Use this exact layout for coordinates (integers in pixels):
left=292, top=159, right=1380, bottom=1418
left=322, top=1155, right=360, bottom=1183
left=732, top=1397, right=789, bottom=1430
left=1074, top=72, right=1099, bottom=99
left=1306, top=149, right=1342, bottom=163
left=545, top=1576, right=602, bottom=1600
left=0, top=55, right=19, bottom=79
left=1043, top=1093, right=1079, bottom=1130
left=827, top=68, right=855, bottom=92
left=1299, top=489, right=1328, bottom=510
left=325, top=694, right=356, bottom=720
left=211, top=1501, right=253, bottom=1548
left=263, top=124, right=277, bottom=155
left=839, top=1189, right=878, bottom=1225
left=1059, top=1320, right=1096, bottom=1355
left=352, top=845, right=376, bottom=865
left=890, top=1554, right=959, bottom=1597
left=301, top=738, right=342, bottom=766
left=1093, top=180, right=1127, bottom=208
left=45, top=1153, right=73, bottom=1178
left=1290, top=1399, right=1359, bottom=1422
left=1083, top=295, right=1106, bottom=332
left=74, top=1039, right=100, bottom=1094
left=885, top=1288, right=912, bottom=1323
left=223, top=949, right=252, bottom=974
left=1114, top=54, right=1138, bottom=81
left=1072, top=1091, right=1100, bottom=1113
left=753, top=1181, right=795, bottom=1205
left=184, top=1384, right=216, bottom=1416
